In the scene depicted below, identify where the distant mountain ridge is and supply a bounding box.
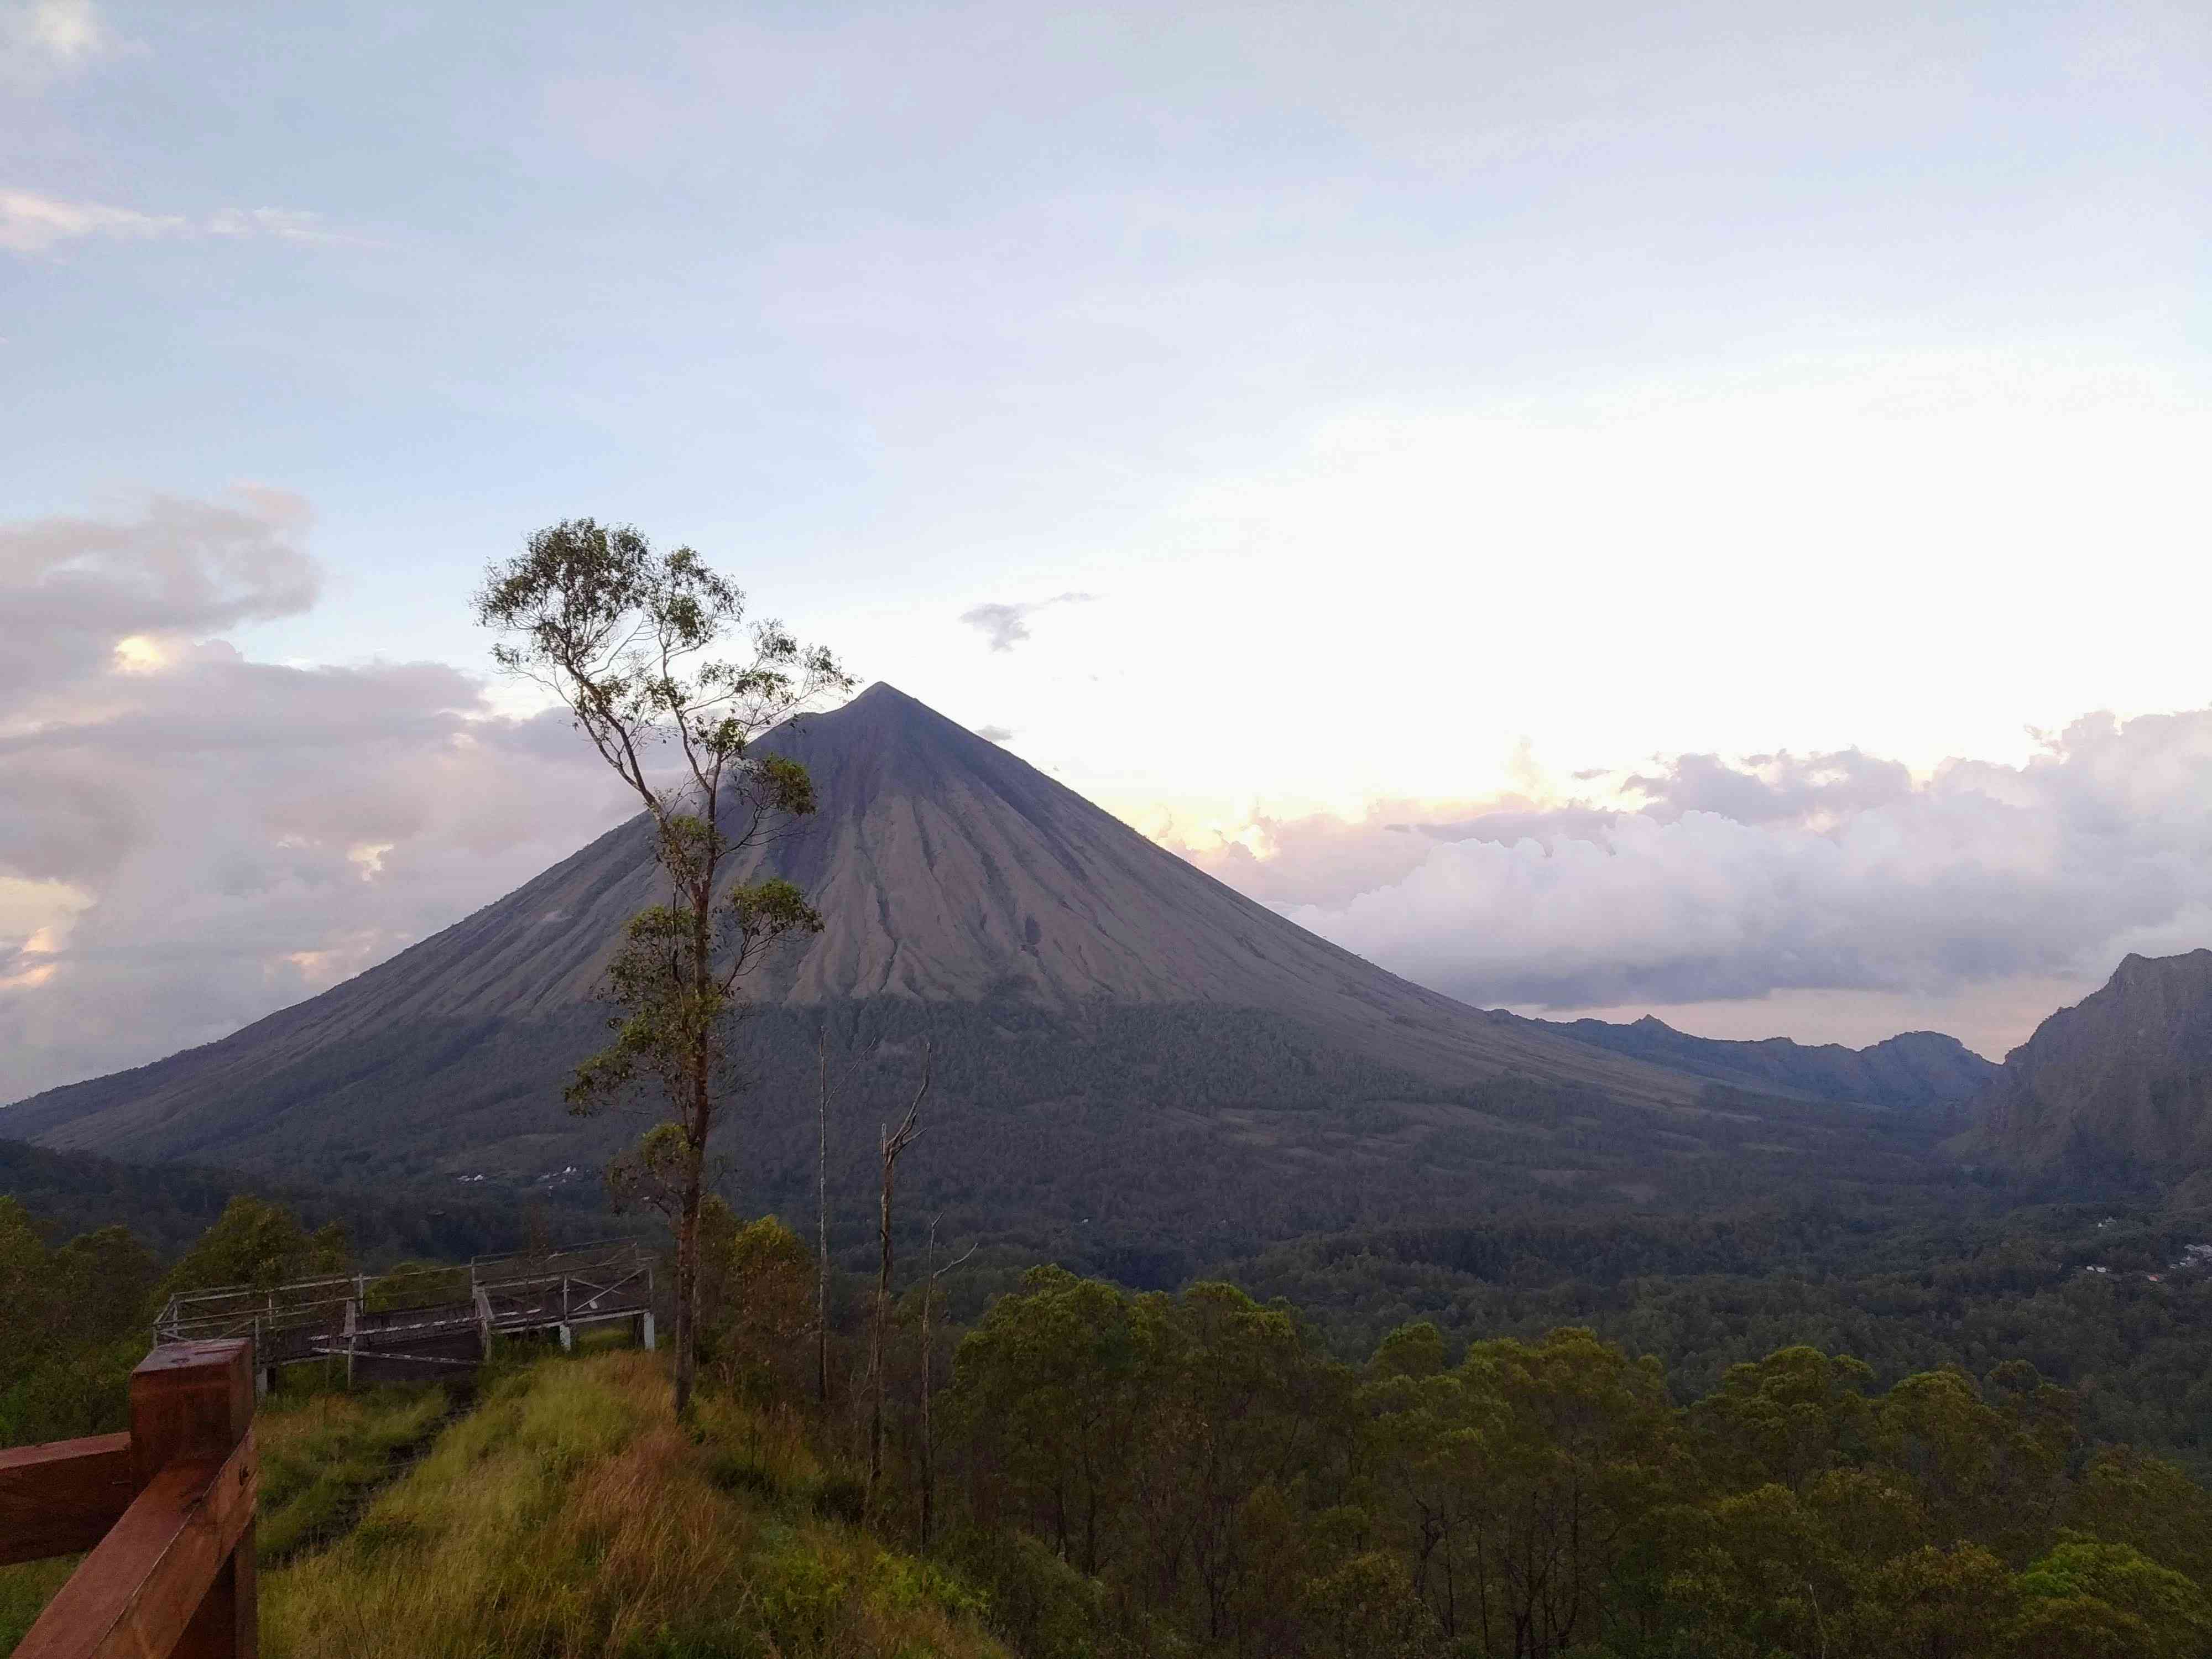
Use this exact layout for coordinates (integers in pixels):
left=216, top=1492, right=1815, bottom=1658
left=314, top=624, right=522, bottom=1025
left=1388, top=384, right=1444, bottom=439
left=1541, top=1015, right=1997, bottom=1110
left=1955, top=949, right=2212, bottom=1183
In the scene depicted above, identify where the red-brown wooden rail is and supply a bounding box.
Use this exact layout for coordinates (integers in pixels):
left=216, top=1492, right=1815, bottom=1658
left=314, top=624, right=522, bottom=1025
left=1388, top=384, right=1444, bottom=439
left=0, top=1340, right=258, bottom=1657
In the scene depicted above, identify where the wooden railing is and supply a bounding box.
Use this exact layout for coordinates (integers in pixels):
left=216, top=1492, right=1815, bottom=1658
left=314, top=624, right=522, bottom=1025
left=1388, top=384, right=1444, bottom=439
left=151, top=1240, right=655, bottom=1388
left=0, top=1340, right=258, bottom=1658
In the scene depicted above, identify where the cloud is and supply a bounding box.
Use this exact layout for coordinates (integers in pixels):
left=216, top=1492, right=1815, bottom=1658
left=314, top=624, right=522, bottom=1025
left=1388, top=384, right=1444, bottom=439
left=0, top=190, right=346, bottom=256
left=0, top=191, right=178, bottom=255
left=0, top=494, right=634, bottom=1102
left=1, top=0, right=111, bottom=85
left=200, top=208, right=350, bottom=246
left=1166, top=714, right=2212, bottom=1030
left=0, top=490, right=320, bottom=700
left=974, top=724, right=1015, bottom=743
left=959, top=591, right=1095, bottom=652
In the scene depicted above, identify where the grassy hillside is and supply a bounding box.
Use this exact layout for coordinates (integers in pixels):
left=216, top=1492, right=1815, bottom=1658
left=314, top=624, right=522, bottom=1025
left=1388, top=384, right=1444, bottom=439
left=3, top=1351, right=1003, bottom=1659
left=1, top=1381, right=458, bottom=1652
left=263, top=1350, right=1002, bottom=1659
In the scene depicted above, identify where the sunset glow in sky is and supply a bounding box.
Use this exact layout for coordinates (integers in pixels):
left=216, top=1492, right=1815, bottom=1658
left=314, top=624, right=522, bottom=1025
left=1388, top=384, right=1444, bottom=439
left=4, top=0, right=2209, bottom=1094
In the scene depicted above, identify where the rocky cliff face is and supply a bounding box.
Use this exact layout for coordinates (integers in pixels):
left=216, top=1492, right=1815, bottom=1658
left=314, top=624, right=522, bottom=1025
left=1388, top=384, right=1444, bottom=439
left=1542, top=1016, right=1996, bottom=1110
left=1958, top=950, right=2212, bottom=1177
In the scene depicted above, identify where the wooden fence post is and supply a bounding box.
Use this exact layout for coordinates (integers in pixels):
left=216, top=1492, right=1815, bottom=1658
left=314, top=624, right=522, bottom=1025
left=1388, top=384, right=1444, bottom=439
left=129, top=1340, right=256, bottom=1659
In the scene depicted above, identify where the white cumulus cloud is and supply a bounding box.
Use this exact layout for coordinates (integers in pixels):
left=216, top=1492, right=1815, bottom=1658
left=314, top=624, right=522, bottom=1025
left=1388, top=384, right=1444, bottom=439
left=1169, top=716, right=2212, bottom=1049
left=0, top=493, right=635, bottom=1102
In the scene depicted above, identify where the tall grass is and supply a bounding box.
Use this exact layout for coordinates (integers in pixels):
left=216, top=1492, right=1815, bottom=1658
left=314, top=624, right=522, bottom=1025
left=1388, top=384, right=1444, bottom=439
left=255, top=1385, right=452, bottom=1562
left=263, top=1351, right=1004, bottom=1659
left=0, top=1380, right=453, bottom=1652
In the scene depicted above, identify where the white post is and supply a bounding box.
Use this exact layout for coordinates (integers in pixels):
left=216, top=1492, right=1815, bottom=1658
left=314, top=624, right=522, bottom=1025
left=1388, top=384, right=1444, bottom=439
left=640, top=1311, right=656, bottom=1352
left=559, top=1323, right=573, bottom=1352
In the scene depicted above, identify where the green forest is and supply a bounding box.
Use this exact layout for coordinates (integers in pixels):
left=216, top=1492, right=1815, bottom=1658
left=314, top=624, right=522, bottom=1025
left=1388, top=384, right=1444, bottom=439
left=10, top=1186, right=2212, bottom=1657
left=1, top=1191, right=353, bottom=1445
left=1215, top=1198, right=2212, bottom=1479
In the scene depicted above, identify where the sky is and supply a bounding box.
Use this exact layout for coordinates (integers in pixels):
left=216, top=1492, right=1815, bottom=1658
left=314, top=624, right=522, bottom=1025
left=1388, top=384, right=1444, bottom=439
left=3, top=0, right=2209, bottom=1099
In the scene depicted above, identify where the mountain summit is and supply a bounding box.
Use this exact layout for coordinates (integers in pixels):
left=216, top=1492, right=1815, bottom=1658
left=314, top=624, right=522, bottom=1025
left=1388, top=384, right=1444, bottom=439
left=6, top=685, right=1962, bottom=1253
left=1955, top=948, right=2212, bottom=1183
left=0, top=684, right=1694, bottom=1175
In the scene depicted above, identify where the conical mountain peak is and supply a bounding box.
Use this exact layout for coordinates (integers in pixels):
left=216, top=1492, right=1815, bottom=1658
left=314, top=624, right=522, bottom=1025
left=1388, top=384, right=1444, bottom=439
left=797, top=681, right=989, bottom=747
left=4, top=685, right=1704, bottom=1175
left=800, top=681, right=932, bottom=739
left=751, top=682, right=1032, bottom=812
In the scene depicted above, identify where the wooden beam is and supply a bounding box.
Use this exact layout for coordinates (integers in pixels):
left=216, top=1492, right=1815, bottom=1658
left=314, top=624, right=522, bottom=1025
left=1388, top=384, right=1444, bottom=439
left=11, top=1432, right=257, bottom=1659
left=127, top=1342, right=254, bottom=1492
left=128, top=1338, right=257, bottom=1659
left=0, top=1434, right=132, bottom=1566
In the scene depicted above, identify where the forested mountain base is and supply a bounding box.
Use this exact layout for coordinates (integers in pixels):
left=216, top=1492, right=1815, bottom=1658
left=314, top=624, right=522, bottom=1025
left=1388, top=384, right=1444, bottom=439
left=0, top=1137, right=578, bottom=1260
left=1216, top=1197, right=2212, bottom=1478
left=9, top=1188, right=2212, bottom=1657
left=6, top=994, right=1965, bottom=1264
left=932, top=1269, right=2212, bottom=1658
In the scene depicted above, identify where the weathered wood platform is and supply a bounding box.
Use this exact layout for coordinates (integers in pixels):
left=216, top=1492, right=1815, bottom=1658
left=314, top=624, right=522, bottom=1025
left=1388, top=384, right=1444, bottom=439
left=153, top=1241, right=656, bottom=1389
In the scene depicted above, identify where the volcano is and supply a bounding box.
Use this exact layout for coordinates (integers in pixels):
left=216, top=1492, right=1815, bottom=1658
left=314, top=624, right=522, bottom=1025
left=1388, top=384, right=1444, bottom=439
left=9, top=686, right=1895, bottom=1249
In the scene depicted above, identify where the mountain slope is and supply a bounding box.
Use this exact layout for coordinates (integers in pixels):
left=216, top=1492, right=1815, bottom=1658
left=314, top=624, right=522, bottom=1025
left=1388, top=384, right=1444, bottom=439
left=2, top=687, right=1695, bottom=1160
left=1957, top=950, right=2212, bottom=1178
left=1541, top=1015, right=1997, bottom=1110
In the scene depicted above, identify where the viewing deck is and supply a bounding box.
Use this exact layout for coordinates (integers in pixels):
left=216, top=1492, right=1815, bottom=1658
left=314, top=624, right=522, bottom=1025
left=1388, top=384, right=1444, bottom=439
left=153, top=1240, right=656, bottom=1387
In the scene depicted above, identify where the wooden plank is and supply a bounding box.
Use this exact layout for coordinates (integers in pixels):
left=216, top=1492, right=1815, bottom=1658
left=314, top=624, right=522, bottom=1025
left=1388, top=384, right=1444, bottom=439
left=174, top=1514, right=254, bottom=1659
left=0, top=1434, right=133, bottom=1566
left=12, top=1431, right=257, bottom=1659
left=128, top=1339, right=255, bottom=1659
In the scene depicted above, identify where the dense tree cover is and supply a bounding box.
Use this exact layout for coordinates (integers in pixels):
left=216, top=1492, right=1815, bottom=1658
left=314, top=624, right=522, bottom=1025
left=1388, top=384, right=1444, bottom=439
left=0, top=1136, right=564, bottom=1260
left=6, top=1193, right=400, bottom=1444
left=0, top=1196, right=157, bottom=1444
left=917, top=1268, right=2212, bottom=1659
left=11, top=1178, right=2212, bottom=1657
left=695, top=1198, right=818, bottom=1404
left=6, top=1194, right=341, bottom=1440
left=1222, top=1199, right=2212, bottom=1477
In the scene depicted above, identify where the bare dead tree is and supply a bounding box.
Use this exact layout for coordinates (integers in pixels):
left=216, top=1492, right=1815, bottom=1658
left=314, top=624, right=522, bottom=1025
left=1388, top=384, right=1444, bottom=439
left=920, top=1213, right=977, bottom=1548
left=816, top=1025, right=832, bottom=1405
left=866, top=1040, right=930, bottom=1511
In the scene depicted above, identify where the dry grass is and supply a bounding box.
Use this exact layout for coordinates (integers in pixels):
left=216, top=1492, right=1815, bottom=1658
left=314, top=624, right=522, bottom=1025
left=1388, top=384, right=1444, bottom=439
left=262, top=1351, right=1004, bottom=1659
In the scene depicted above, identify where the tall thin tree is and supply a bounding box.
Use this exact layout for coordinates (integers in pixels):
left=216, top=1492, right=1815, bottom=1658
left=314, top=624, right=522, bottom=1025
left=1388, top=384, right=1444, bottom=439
left=816, top=1025, right=833, bottom=1405
left=475, top=519, right=852, bottom=1417
left=919, top=1214, right=976, bottom=1548
left=867, top=1041, right=930, bottom=1509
